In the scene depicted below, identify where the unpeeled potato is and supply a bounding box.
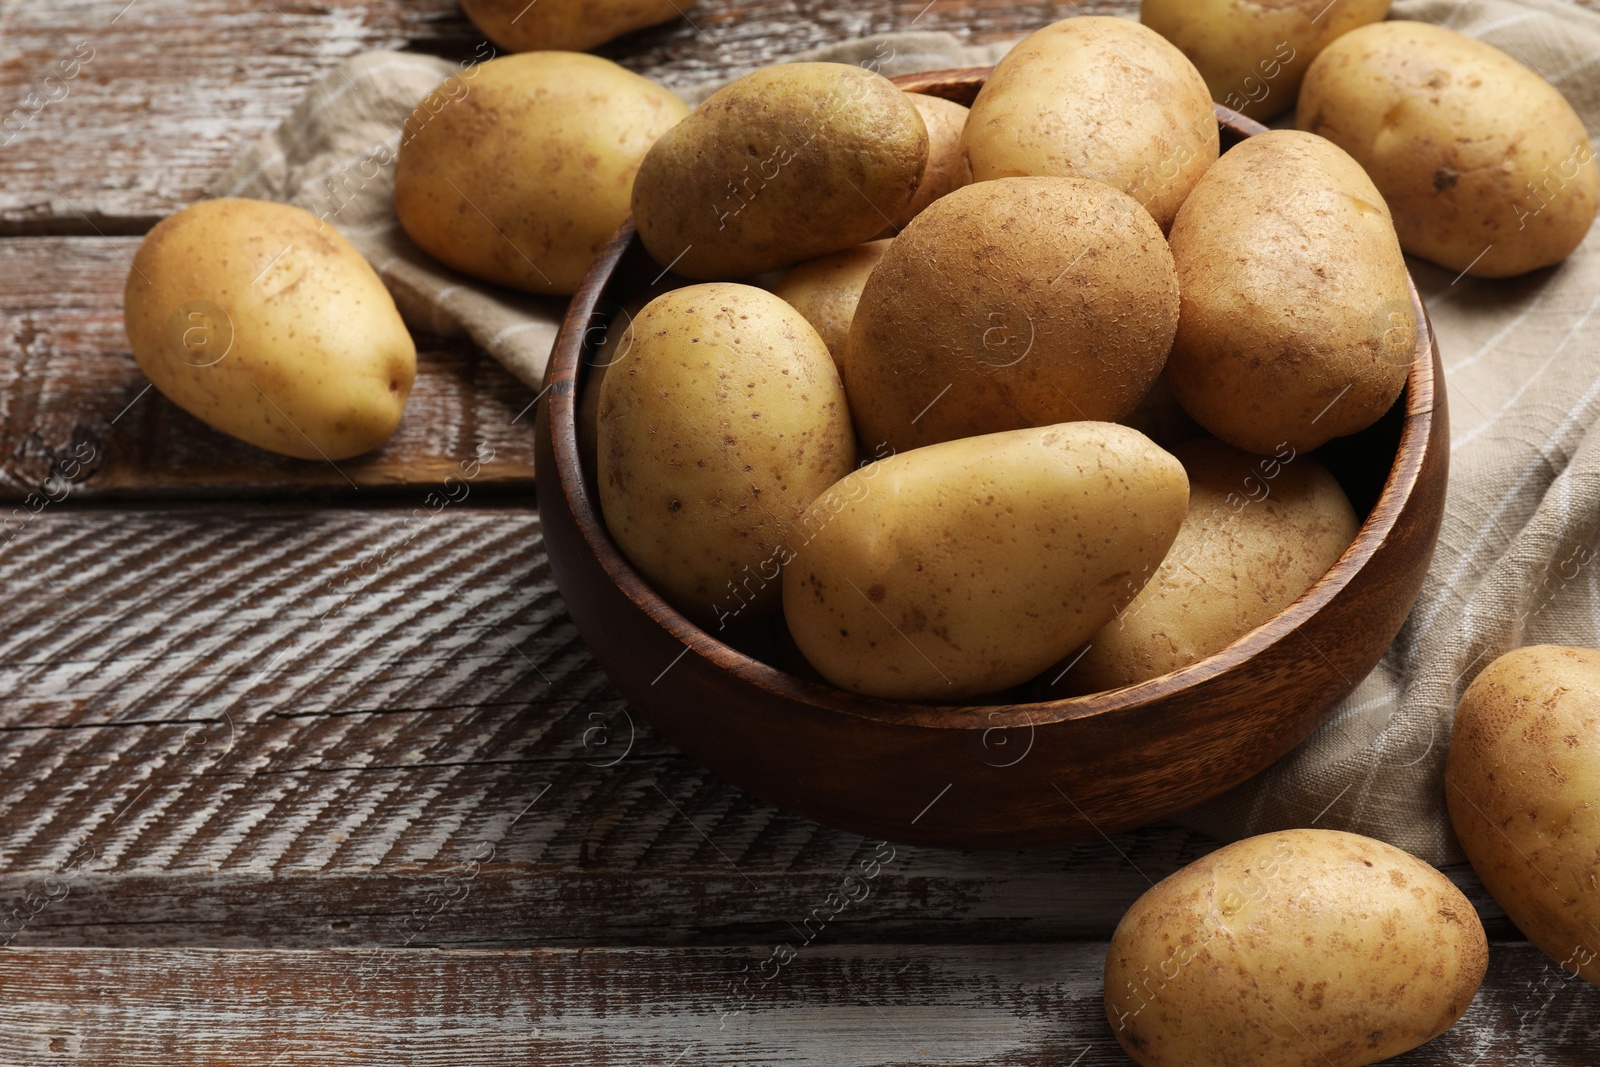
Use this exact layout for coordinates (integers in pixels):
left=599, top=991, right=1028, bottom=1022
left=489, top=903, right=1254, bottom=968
left=963, top=16, right=1218, bottom=230
left=783, top=422, right=1188, bottom=701
left=1447, top=645, right=1600, bottom=985
left=395, top=52, right=688, bottom=295
left=1299, top=21, right=1598, bottom=278
left=1165, top=130, right=1413, bottom=454
left=124, top=198, right=415, bottom=460
left=771, top=240, right=890, bottom=368
left=597, top=283, right=855, bottom=629
left=844, top=177, right=1179, bottom=453
left=1140, top=0, right=1389, bottom=121
left=1107, top=829, right=1487, bottom=1066
left=1063, top=437, right=1358, bottom=693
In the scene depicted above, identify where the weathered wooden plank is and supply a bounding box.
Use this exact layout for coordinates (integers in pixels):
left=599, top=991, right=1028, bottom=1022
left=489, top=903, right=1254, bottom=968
left=0, top=505, right=1510, bottom=949
left=0, top=236, right=537, bottom=497
left=0, top=0, right=465, bottom=233
left=0, top=0, right=1149, bottom=230
left=0, top=943, right=1593, bottom=1065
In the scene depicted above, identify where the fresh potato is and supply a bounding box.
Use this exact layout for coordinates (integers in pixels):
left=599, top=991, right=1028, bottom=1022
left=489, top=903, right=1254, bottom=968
left=1299, top=21, right=1598, bottom=278
left=459, top=0, right=688, bottom=52
left=632, top=63, right=928, bottom=280
left=1447, top=646, right=1600, bottom=985
left=888, top=93, right=970, bottom=230
left=844, top=177, right=1178, bottom=453
left=597, top=283, right=855, bottom=629
left=1106, top=828, right=1488, bottom=1067
left=1064, top=438, right=1357, bottom=693
left=962, top=17, right=1218, bottom=230
left=1141, top=0, right=1389, bottom=121
left=394, top=52, right=688, bottom=295
left=771, top=240, right=890, bottom=368
left=782, top=422, right=1188, bottom=701
left=1165, top=130, right=1412, bottom=454
left=124, top=198, right=415, bottom=460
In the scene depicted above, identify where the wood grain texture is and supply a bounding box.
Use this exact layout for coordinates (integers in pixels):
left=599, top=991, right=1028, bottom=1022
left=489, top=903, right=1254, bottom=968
left=0, top=236, right=536, bottom=498
left=0, top=504, right=1515, bottom=951
left=0, top=943, right=1595, bottom=1065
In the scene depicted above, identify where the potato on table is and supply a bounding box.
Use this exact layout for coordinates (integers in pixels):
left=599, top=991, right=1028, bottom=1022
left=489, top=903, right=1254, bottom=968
left=1447, top=645, right=1600, bottom=985
left=1140, top=0, right=1389, bottom=121
left=1298, top=21, right=1598, bottom=278
left=782, top=422, right=1188, bottom=701
left=843, top=177, right=1179, bottom=453
left=597, top=283, right=855, bottom=630
left=124, top=198, right=415, bottom=460
left=1063, top=437, right=1358, bottom=693
left=631, top=63, right=928, bottom=280
left=395, top=52, right=688, bottom=296
left=962, top=16, right=1218, bottom=230
left=1106, top=828, right=1487, bottom=1067
left=1165, top=129, right=1412, bottom=454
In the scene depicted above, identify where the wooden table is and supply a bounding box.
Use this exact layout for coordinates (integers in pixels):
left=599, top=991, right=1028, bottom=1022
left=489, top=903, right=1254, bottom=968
left=1, top=2, right=1596, bottom=1062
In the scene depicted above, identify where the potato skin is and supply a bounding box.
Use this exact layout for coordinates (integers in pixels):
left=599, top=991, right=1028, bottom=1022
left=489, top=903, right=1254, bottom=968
left=394, top=52, right=688, bottom=295
left=1165, top=130, right=1412, bottom=454
left=782, top=422, right=1188, bottom=701
left=597, top=283, right=855, bottom=629
left=889, top=93, right=970, bottom=230
left=771, top=240, right=890, bottom=368
left=459, top=0, right=688, bottom=53
left=1298, top=21, right=1598, bottom=278
left=962, top=17, right=1219, bottom=230
left=632, top=63, right=928, bottom=280
left=844, top=177, right=1179, bottom=453
left=1140, top=0, right=1389, bottom=121
left=124, top=198, right=415, bottom=460
left=1447, top=646, right=1600, bottom=985
left=1065, top=437, right=1357, bottom=693
left=1106, top=829, right=1488, bottom=1067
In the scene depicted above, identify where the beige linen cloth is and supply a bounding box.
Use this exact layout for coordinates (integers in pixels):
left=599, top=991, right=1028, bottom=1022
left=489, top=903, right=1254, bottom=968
left=215, top=0, right=1600, bottom=865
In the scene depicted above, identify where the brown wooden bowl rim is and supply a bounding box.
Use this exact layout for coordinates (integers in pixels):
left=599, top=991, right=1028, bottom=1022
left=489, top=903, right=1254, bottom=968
left=543, top=65, right=1442, bottom=733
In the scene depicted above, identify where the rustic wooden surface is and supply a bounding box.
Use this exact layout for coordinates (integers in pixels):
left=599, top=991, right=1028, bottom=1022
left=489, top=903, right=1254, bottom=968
left=1, top=0, right=1597, bottom=1063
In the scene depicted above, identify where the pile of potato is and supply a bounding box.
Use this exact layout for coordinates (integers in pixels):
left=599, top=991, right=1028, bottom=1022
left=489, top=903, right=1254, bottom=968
left=114, top=2, right=1600, bottom=1062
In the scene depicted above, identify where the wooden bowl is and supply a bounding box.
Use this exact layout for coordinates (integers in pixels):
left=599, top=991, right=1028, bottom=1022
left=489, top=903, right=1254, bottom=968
left=534, top=68, right=1447, bottom=849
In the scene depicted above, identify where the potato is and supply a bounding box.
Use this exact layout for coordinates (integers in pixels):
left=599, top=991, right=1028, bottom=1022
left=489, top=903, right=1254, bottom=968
left=1106, top=828, right=1488, bottom=1067
left=459, top=0, right=688, bottom=53
left=843, top=177, right=1178, bottom=453
left=771, top=240, right=890, bottom=368
left=124, top=198, right=415, bottom=460
left=631, top=63, right=928, bottom=280
left=394, top=52, right=688, bottom=296
left=1140, top=0, right=1389, bottom=121
left=1064, top=438, right=1358, bottom=693
left=1165, top=130, right=1412, bottom=454
left=1447, top=645, right=1600, bottom=985
left=888, top=93, right=970, bottom=230
left=1298, top=21, right=1599, bottom=278
left=962, top=17, right=1218, bottom=230
left=782, top=422, right=1187, bottom=701
left=597, top=283, right=855, bottom=629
